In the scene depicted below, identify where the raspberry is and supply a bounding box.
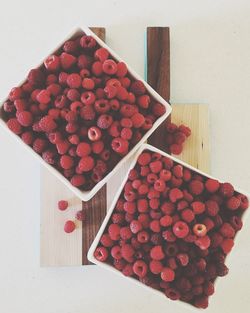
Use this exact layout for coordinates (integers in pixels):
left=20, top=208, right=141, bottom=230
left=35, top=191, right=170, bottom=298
left=152, top=102, right=166, bottom=117
left=226, top=196, right=240, bottom=210
left=161, top=267, right=175, bottom=282
left=121, top=244, right=135, bottom=262
left=111, top=137, right=129, bottom=154
left=91, top=141, right=104, bottom=154
left=94, top=47, right=109, bottom=62
left=71, top=175, right=85, bottom=187
left=220, top=182, right=234, bottom=198
left=44, top=55, right=60, bottom=71
left=58, top=200, right=68, bottom=211
left=181, top=209, right=195, bottom=223
left=137, top=230, right=149, bottom=243
left=137, top=95, right=150, bottom=109
left=36, top=89, right=51, bottom=105
left=160, top=215, right=173, bottom=227
left=173, top=221, right=189, bottom=238
left=174, top=132, right=186, bottom=144
left=7, top=118, right=22, bottom=134
left=131, top=113, right=145, bottom=128
left=237, top=193, right=249, bottom=210
left=120, top=104, right=137, bottom=117
left=60, top=155, right=74, bottom=169
left=27, top=68, right=45, bottom=86
left=21, top=131, right=34, bottom=145
left=33, top=138, right=47, bottom=153
left=149, top=160, right=162, bottom=173
left=76, top=142, right=91, bottom=157
left=81, top=91, right=96, bottom=105
left=103, top=59, right=117, bottom=75
left=230, top=216, right=243, bottom=230
left=165, top=288, right=180, bottom=300
left=150, top=220, right=161, bottom=233
left=130, top=80, right=146, bottom=95
left=189, top=180, right=204, bottom=195
left=109, top=99, right=120, bottom=111
left=116, top=62, right=127, bottom=77
left=88, top=127, right=102, bottom=141
left=179, top=124, right=191, bottom=137
left=16, top=111, right=33, bottom=127
left=56, top=140, right=70, bottom=155
left=205, top=200, right=219, bottom=216
left=66, top=73, right=82, bottom=88
left=193, top=224, right=207, bottom=237
left=170, top=143, right=183, bottom=155
left=195, top=235, right=211, bottom=250
left=60, top=52, right=76, bottom=70
left=205, top=178, right=220, bottom=193
left=220, top=223, right=235, bottom=238
left=202, top=217, right=215, bottom=231
left=39, top=116, right=57, bottom=133
left=169, top=188, right=183, bottom=203
left=121, top=128, right=132, bottom=140
left=154, top=179, right=166, bottom=192
left=80, top=35, right=96, bottom=49
left=97, top=114, right=113, bottom=129
left=138, top=184, right=149, bottom=195
left=173, top=165, right=183, bottom=178
left=64, top=220, right=76, bottom=233
left=63, top=40, right=78, bottom=53
left=176, top=253, right=189, bottom=266
left=100, top=234, right=114, bottom=247
left=42, top=150, right=55, bottom=164
left=191, top=201, right=205, bottom=214
left=133, top=260, right=148, bottom=278
left=108, top=223, right=121, bottom=241
left=150, top=245, right=164, bottom=260
left=94, top=247, right=108, bottom=262
left=194, top=296, right=209, bottom=309
left=138, top=214, right=150, bottom=228
left=78, top=156, right=95, bottom=173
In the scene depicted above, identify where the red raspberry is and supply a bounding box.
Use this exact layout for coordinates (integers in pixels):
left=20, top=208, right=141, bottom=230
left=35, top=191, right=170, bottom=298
left=100, top=234, right=114, bottom=247
left=205, top=200, right=219, bottom=216
left=42, top=150, right=55, bottom=164
left=130, top=80, right=146, bottom=95
left=120, top=227, right=132, bottom=241
left=220, top=182, right=234, bottom=198
left=82, top=78, right=95, bottom=90
left=46, top=73, right=57, bottom=85
left=176, top=253, right=189, bottom=266
left=28, top=68, right=45, bottom=86
left=56, top=140, right=70, bottom=155
left=150, top=220, right=161, bottom=233
left=237, top=193, right=249, bottom=210
left=63, top=40, right=78, bottom=53
left=150, top=245, right=165, bottom=260
left=165, top=288, right=180, bottom=301
left=133, top=260, right=148, bottom=278
left=79, top=156, right=94, bottom=172
left=47, top=83, right=61, bottom=97
left=169, top=143, right=182, bottom=155
left=205, top=178, right=220, bottom=193
left=7, top=118, right=22, bottom=134
left=226, top=196, right=240, bottom=210
left=137, top=231, right=149, bottom=243
left=172, top=165, right=183, bottom=178
left=94, top=47, right=109, bottom=62
left=110, top=245, right=121, bottom=259
left=189, top=180, right=204, bottom=195
left=138, top=184, right=149, bottom=195
left=39, top=116, right=57, bottom=132
left=102, top=59, right=117, bottom=75
left=179, top=124, right=191, bottom=137
left=121, top=128, right=132, bottom=140
left=94, top=247, right=108, bottom=262
left=173, top=132, right=186, bottom=144
left=3, top=100, right=14, bottom=113
left=80, top=35, right=96, bottom=49
left=149, top=160, right=162, bottom=173
left=166, top=122, right=178, bottom=133
left=203, top=281, right=214, bottom=296
left=88, top=127, right=102, bottom=141
left=76, top=142, right=91, bottom=157
left=16, top=111, right=33, bottom=127
left=191, top=201, right=205, bottom=214
left=159, top=169, right=171, bottom=181
left=58, top=200, right=68, bottom=211
left=32, top=138, right=47, bottom=153
left=181, top=209, right=195, bottom=223
left=177, top=200, right=188, bottom=211
left=81, top=91, right=96, bottom=105
left=116, top=62, right=127, bottom=77
left=36, top=89, right=50, bottom=105
left=202, top=217, right=215, bottom=231
left=138, top=214, right=150, bottom=228
left=44, top=55, right=60, bottom=71
left=195, top=235, right=211, bottom=250
left=160, top=215, right=173, bottom=227
left=108, top=223, right=121, bottom=241
left=91, top=141, right=104, bottom=154
left=97, top=114, right=113, bottom=129
left=60, top=52, right=76, bottom=70
left=221, top=238, right=234, bottom=254
left=21, top=131, right=34, bottom=145
left=149, top=260, right=163, bottom=274
left=169, top=188, right=183, bottom=203
left=64, top=220, right=76, bottom=233
left=193, top=224, right=207, bottom=237
left=8, top=87, right=23, bottom=101
left=161, top=202, right=174, bottom=215
left=173, top=221, right=189, bottom=238
left=111, top=137, right=129, bottom=154
left=230, top=216, right=243, bottom=230
left=152, top=102, right=166, bottom=117
left=121, top=244, right=135, bottom=262
left=194, top=296, right=208, bottom=309
left=137, top=95, right=150, bottom=109
left=161, top=267, right=175, bottom=282
left=131, top=113, right=145, bottom=128
left=220, top=223, right=235, bottom=238
left=91, top=61, right=103, bottom=76
left=60, top=155, right=74, bottom=169
left=55, top=95, right=68, bottom=109
left=154, top=179, right=166, bottom=192
left=120, top=104, right=137, bottom=117
left=71, top=175, right=85, bottom=187
left=66, top=73, right=82, bottom=88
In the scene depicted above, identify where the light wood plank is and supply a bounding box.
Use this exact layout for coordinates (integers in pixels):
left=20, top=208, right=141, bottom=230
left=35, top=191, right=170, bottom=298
left=40, top=168, right=82, bottom=266
left=171, top=103, right=210, bottom=173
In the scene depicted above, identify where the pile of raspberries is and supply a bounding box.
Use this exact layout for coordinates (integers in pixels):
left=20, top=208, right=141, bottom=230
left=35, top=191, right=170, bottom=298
left=1, top=33, right=167, bottom=191
left=94, top=149, right=249, bottom=309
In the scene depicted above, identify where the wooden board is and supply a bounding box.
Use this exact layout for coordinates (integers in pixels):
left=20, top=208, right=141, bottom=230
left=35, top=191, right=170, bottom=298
left=40, top=27, right=210, bottom=267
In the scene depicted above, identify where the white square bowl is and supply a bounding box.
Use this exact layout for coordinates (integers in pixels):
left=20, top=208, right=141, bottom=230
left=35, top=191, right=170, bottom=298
left=0, top=26, right=171, bottom=201
left=88, top=143, right=250, bottom=310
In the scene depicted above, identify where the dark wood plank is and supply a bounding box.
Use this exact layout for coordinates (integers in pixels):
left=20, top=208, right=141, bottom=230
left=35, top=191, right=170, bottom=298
left=147, top=27, right=170, bottom=152
left=82, top=27, right=106, bottom=265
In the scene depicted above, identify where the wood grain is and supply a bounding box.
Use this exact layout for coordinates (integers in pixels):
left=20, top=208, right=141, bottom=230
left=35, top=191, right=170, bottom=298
left=82, top=27, right=106, bottom=265
left=171, top=104, right=210, bottom=173
left=147, top=27, right=170, bottom=152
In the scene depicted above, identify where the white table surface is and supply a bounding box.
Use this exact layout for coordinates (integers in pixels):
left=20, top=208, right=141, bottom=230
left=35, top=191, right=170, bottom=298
left=0, top=0, right=250, bottom=312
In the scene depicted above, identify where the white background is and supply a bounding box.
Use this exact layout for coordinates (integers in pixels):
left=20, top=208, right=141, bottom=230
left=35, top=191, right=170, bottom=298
left=0, top=0, right=250, bottom=312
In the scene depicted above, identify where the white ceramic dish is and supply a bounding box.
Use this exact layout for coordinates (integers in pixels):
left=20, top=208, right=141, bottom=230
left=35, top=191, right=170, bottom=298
left=0, top=27, right=172, bottom=202
left=88, top=143, right=250, bottom=310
